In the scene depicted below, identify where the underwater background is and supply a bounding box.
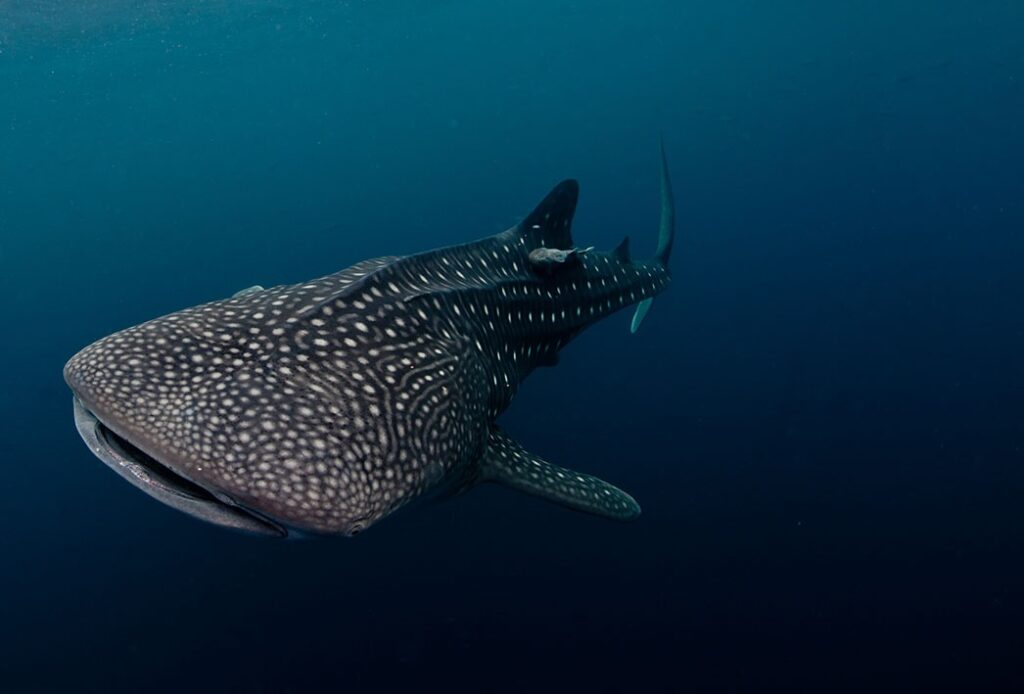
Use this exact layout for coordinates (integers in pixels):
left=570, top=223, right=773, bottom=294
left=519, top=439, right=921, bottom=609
left=1, top=1, right=1022, bottom=691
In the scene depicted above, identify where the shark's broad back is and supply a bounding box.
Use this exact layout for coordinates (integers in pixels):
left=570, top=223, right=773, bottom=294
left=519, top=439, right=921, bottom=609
left=64, top=146, right=676, bottom=537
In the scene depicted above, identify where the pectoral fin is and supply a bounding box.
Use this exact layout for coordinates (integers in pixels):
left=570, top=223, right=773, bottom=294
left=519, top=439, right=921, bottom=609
left=478, top=426, right=640, bottom=520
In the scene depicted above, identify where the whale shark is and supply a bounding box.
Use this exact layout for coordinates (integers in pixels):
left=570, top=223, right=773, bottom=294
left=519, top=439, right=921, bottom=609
left=64, top=144, right=676, bottom=538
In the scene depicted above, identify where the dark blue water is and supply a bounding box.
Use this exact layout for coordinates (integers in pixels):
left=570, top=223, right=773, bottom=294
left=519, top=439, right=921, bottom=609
left=2, top=2, right=1022, bottom=690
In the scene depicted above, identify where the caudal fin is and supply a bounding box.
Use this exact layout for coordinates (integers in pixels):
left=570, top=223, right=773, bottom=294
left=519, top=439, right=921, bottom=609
left=654, top=136, right=675, bottom=268
left=630, top=137, right=676, bottom=333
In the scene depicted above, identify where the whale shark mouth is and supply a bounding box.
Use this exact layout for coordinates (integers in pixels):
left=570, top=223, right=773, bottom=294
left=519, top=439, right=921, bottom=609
left=72, top=397, right=287, bottom=537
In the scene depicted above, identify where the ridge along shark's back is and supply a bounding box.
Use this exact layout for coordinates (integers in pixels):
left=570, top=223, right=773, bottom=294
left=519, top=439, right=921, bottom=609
left=64, top=144, right=676, bottom=537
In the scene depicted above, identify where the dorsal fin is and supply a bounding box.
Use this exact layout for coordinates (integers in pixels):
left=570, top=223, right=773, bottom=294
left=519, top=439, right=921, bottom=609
left=519, top=179, right=578, bottom=249
left=613, top=236, right=631, bottom=262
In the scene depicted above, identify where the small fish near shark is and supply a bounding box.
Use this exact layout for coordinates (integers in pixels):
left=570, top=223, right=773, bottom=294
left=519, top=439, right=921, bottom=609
left=64, top=144, right=677, bottom=538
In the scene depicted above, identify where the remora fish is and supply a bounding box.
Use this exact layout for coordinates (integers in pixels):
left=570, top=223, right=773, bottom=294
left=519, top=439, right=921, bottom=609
left=64, top=145, right=676, bottom=538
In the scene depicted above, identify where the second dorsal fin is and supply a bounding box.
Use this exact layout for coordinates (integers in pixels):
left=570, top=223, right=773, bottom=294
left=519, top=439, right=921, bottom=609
left=613, top=236, right=631, bottom=262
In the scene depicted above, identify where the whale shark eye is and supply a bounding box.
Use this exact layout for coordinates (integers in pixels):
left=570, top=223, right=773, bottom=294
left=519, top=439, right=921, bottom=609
left=348, top=523, right=364, bottom=536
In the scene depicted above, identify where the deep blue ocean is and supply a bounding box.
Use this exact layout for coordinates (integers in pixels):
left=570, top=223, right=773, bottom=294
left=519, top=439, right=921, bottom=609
left=2, top=1, right=1023, bottom=691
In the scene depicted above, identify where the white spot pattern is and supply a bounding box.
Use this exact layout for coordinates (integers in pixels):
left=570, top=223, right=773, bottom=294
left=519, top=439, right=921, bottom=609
left=65, top=192, right=671, bottom=536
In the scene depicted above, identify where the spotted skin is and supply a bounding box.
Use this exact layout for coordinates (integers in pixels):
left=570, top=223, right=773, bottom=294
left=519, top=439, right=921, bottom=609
left=65, top=162, right=675, bottom=537
left=476, top=426, right=641, bottom=520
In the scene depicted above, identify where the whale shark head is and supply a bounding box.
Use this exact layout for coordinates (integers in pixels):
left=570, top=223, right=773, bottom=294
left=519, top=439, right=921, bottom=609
left=64, top=256, right=429, bottom=538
